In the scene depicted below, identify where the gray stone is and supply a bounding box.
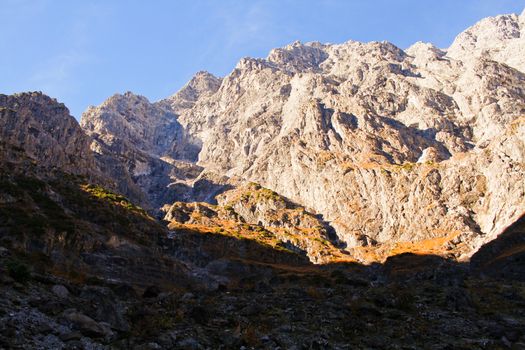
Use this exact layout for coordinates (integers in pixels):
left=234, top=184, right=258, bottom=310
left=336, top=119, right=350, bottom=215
left=52, top=285, right=70, bottom=299
left=176, top=337, right=201, bottom=350
left=59, top=331, right=82, bottom=342
left=62, top=309, right=112, bottom=339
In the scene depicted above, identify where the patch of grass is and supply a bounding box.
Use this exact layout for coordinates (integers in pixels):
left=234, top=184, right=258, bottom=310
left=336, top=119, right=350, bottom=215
left=380, top=168, right=391, bottom=175
left=247, top=182, right=262, bottom=190
left=14, top=176, right=46, bottom=191
left=0, top=178, right=23, bottom=196
left=275, top=241, right=294, bottom=254
left=81, top=184, right=147, bottom=215
left=214, top=227, right=226, bottom=234
left=256, top=188, right=282, bottom=202
left=240, top=192, right=252, bottom=202
left=6, top=259, right=31, bottom=283
left=314, top=237, right=330, bottom=247
left=398, top=162, right=416, bottom=172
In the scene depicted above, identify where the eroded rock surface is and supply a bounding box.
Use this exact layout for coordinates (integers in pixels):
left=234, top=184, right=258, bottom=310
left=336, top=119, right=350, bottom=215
left=81, top=10, right=525, bottom=262
left=1, top=8, right=525, bottom=349
left=163, top=182, right=350, bottom=264
left=80, top=91, right=215, bottom=209
left=0, top=92, right=97, bottom=179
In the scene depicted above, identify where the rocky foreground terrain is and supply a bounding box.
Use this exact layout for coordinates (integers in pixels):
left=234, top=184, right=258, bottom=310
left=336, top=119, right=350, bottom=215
left=0, top=9, right=525, bottom=350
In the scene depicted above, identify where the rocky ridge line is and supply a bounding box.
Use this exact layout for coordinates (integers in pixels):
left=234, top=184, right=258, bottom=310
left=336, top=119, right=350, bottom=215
left=78, top=9, right=525, bottom=262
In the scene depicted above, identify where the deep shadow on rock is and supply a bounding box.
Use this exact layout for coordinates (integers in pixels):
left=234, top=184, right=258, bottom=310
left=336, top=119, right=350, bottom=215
left=1, top=145, right=524, bottom=348
left=470, top=213, right=525, bottom=281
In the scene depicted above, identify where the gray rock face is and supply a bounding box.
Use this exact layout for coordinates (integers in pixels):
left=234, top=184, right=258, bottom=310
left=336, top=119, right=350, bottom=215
left=80, top=92, right=207, bottom=208
left=0, top=92, right=97, bottom=178
left=82, top=92, right=185, bottom=158
left=62, top=309, right=113, bottom=339
left=157, top=71, right=222, bottom=114
left=82, top=9, right=525, bottom=261
left=447, top=10, right=525, bottom=72
left=51, top=285, right=69, bottom=299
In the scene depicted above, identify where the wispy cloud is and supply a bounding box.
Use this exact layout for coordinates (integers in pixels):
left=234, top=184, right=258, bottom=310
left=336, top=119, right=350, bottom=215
left=216, top=1, right=278, bottom=51
left=25, top=1, right=110, bottom=110
left=29, top=51, right=94, bottom=97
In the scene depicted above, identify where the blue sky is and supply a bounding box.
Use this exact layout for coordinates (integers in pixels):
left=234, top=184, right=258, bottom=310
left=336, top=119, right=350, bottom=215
left=1, top=0, right=524, bottom=118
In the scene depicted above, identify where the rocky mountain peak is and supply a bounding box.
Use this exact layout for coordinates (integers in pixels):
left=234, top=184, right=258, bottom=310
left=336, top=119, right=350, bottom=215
left=447, top=8, right=525, bottom=72
left=267, top=41, right=329, bottom=73
left=0, top=92, right=97, bottom=177
left=158, top=71, right=222, bottom=114
left=2, top=9, right=525, bottom=348
left=70, top=9, right=525, bottom=263
left=406, top=41, right=445, bottom=58
left=81, top=91, right=179, bottom=157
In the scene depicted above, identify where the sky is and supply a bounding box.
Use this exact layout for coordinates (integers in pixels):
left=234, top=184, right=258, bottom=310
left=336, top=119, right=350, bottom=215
left=1, top=0, right=524, bottom=119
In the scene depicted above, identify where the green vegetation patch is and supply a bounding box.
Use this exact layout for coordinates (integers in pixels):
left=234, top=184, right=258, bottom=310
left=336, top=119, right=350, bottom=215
left=6, top=259, right=31, bottom=283
left=0, top=175, right=75, bottom=235
left=81, top=184, right=147, bottom=215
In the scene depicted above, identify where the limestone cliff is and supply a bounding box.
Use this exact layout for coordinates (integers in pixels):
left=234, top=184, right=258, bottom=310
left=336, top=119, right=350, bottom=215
left=81, top=10, right=525, bottom=262
left=1, top=9, right=525, bottom=349
left=0, top=92, right=97, bottom=178
left=80, top=92, right=207, bottom=209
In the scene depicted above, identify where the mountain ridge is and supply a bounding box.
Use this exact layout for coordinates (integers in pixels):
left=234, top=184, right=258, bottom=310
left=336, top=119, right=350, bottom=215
left=0, top=11, right=523, bottom=265
left=77, top=8, right=525, bottom=262
left=1, top=8, right=525, bottom=349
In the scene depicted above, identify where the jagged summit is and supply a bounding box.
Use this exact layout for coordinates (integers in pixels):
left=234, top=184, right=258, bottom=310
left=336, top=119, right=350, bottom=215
left=447, top=8, right=525, bottom=72
left=75, top=9, right=525, bottom=262
left=158, top=71, right=222, bottom=114
left=406, top=41, right=445, bottom=57
left=1, top=8, right=525, bottom=349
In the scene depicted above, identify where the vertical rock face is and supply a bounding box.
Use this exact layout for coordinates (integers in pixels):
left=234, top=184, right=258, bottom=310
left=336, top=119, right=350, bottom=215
left=157, top=71, right=222, bottom=114
left=81, top=92, right=184, bottom=158
left=0, top=92, right=97, bottom=177
left=80, top=81, right=224, bottom=209
left=80, top=9, right=525, bottom=261
left=447, top=10, right=525, bottom=72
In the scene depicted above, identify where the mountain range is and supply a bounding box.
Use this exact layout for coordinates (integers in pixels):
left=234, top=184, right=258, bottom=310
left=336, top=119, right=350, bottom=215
left=0, top=9, right=525, bottom=349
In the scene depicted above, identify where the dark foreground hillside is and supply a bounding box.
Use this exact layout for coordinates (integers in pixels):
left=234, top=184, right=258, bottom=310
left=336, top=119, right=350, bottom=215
left=2, top=7, right=525, bottom=346
left=0, top=147, right=524, bottom=349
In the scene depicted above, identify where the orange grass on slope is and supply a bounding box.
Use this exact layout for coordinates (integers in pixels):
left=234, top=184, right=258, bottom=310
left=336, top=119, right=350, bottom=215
left=352, top=231, right=463, bottom=264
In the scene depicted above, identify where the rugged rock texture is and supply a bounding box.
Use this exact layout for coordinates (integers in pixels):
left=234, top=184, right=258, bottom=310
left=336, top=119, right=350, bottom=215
left=1, top=9, right=525, bottom=349
left=81, top=92, right=209, bottom=209
left=179, top=41, right=525, bottom=261
left=0, top=92, right=97, bottom=179
left=0, top=159, right=188, bottom=290
left=1, top=150, right=525, bottom=348
left=447, top=9, right=525, bottom=72
left=163, top=182, right=351, bottom=264
left=79, top=10, right=525, bottom=262
left=156, top=71, right=222, bottom=114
